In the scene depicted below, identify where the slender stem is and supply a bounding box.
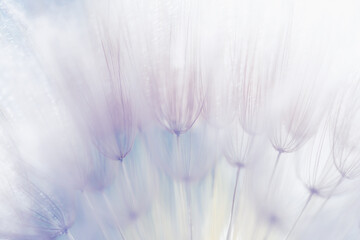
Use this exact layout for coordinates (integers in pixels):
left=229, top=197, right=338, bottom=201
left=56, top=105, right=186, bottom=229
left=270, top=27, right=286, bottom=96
left=102, top=192, right=126, bottom=240
left=186, top=183, right=193, bottom=240
left=263, top=222, right=273, bottom=240
left=177, top=134, right=193, bottom=240
left=120, top=161, right=136, bottom=204
left=226, top=168, right=241, bottom=240
left=315, top=176, right=344, bottom=217
left=285, top=193, right=313, bottom=240
left=83, top=191, right=111, bottom=240
left=67, top=230, right=75, bottom=240
left=250, top=216, right=259, bottom=240
left=268, top=151, right=282, bottom=189
left=251, top=152, right=282, bottom=240
left=265, top=152, right=282, bottom=201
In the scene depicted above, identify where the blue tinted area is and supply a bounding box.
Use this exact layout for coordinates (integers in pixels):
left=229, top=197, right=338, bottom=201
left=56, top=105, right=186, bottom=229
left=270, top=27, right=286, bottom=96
left=0, top=5, right=28, bottom=48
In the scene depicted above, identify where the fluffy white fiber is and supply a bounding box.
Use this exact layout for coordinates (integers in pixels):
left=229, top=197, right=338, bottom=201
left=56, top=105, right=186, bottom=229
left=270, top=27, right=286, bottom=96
left=1, top=0, right=360, bottom=239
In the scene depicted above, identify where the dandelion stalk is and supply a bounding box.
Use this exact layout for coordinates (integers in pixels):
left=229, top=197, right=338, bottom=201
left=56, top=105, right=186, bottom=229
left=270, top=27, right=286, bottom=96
left=67, top=229, right=76, bottom=240
left=315, top=176, right=344, bottom=216
left=186, top=183, right=193, bottom=240
left=177, top=134, right=193, bottom=240
left=250, top=216, right=259, bottom=240
left=119, top=160, right=136, bottom=203
left=102, top=192, right=126, bottom=240
left=268, top=151, right=282, bottom=189
left=83, top=191, right=111, bottom=240
left=285, top=192, right=314, bottom=240
left=263, top=222, right=273, bottom=240
left=264, top=151, right=283, bottom=203
left=251, top=214, right=275, bottom=240
left=226, top=167, right=241, bottom=240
